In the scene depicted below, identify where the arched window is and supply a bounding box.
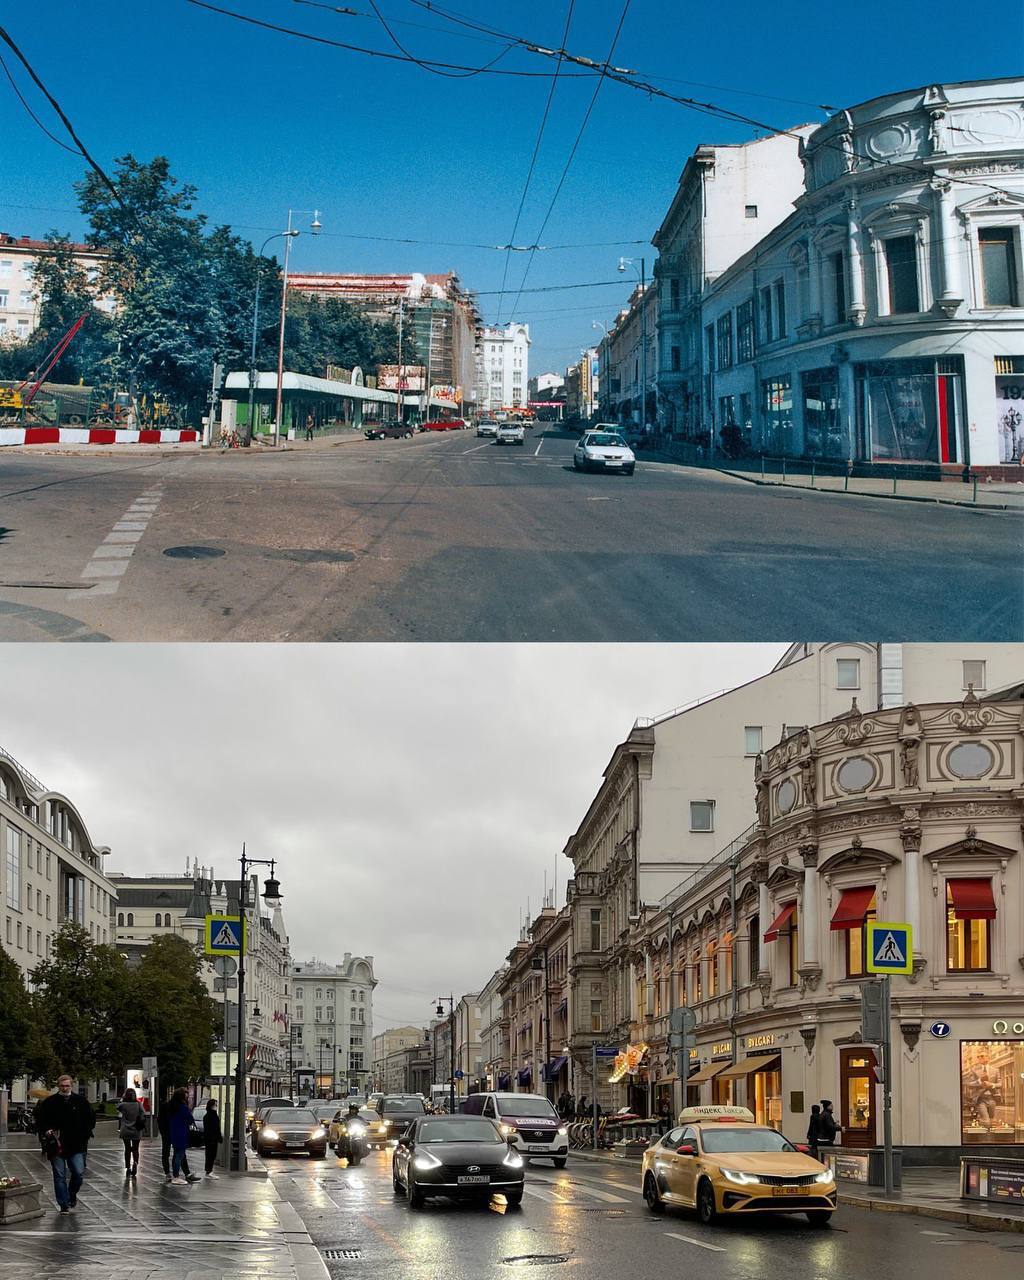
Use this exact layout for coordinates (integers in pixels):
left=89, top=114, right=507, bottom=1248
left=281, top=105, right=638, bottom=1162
left=155, top=914, right=162, bottom=926
left=117, top=912, right=124, bottom=926
left=127, top=912, right=134, bottom=926
left=164, top=913, right=171, bottom=926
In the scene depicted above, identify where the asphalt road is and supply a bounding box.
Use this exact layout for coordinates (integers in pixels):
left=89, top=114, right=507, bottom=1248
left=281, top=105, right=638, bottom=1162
left=0, top=428, right=1020, bottom=641
left=277, top=1145, right=1024, bottom=1280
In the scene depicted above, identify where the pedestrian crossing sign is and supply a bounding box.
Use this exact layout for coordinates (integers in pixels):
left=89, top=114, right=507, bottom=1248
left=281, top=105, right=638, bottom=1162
left=866, top=921, right=913, bottom=974
left=205, top=914, right=245, bottom=955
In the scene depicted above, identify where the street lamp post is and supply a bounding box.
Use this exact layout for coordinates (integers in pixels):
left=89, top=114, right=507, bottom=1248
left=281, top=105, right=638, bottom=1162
left=273, top=209, right=322, bottom=447
left=247, top=231, right=298, bottom=447
left=435, top=995, right=455, bottom=1115
left=232, top=845, right=282, bottom=1173
left=618, top=257, right=647, bottom=435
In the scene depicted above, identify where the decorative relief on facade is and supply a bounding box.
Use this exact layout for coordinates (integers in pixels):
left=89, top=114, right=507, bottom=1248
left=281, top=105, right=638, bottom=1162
left=817, top=811, right=895, bottom=835
left=949, top=687, right=995, bottom=732
left=864, top=118, right=923, bottom=161
left=948, top=106, right=1024, bottom=150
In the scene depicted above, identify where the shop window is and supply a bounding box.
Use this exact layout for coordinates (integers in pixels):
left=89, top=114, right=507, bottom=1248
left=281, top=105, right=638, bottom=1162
left=744, top=726, right=763, bottom=756
left=855, top=357, right=965, bottom=464
left=836, top=657, right=860, bottom=689
left=690, top=800, right=714, bottom=832
left=712, top=1073, right=734, bottom=1106
left=961, top=1040, right=1023, bottom=1144
left=962, top=659, right=986, bottom=691
left=978, top=227, right=1019, bottom=308
left=760, top=374, right=794, bottom=455
left=883, top=236, right=920, bottom=313
left=946, top=880, right=994, bottom=972
left=802, top=367, right=844, bottom=458
left=719, top=394, right=736, bottom=426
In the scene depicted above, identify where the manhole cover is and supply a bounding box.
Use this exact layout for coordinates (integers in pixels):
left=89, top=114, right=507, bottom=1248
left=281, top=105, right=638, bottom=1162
left=323, top=1248, right=362, bottom=1260
left=502, top=1256, right=571, bottom=1266
left=163, top=545, right=225, bottom=559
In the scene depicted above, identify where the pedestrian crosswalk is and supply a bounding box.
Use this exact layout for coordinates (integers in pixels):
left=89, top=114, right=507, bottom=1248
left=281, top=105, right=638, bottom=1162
left=524, top=1178, right=631, bottom=1205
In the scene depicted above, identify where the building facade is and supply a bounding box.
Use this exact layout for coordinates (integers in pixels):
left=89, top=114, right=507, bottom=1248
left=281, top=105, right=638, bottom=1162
left=371, top=1025, right=425, bottom=1092
left=564, top=349, right=599, bottom=422
left=698, top=78, right=1024, bottom=473
left=597, top=284, right=657, bottom=428
left=109, top=864, right=292, bottom=1094
left=0, top=234, right=115, bottom=342
left=625, top=687, right=1023, bottom=1162
left=561, top=643, right=1022, bottom=1110
left=477, top=966, right=509, bottom=1091
left=499, top=906, right=572, bottom=1099
left=454, top=993, right=482, bottom=1094
left=652, top=131, right=813, bottom=437
left=475, top=322, right=531, bottom=413
left=290, top=955, right=376, bottom=1097
left=1, top=747, right=117, bottom=978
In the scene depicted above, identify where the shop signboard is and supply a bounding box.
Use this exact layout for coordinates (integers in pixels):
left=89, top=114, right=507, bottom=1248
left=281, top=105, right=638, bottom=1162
left=825, top=1151, right=870, bottom=1182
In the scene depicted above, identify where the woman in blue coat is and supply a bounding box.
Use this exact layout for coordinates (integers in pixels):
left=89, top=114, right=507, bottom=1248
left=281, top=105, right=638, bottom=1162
left=168, top=1089, right=197, bottom=1184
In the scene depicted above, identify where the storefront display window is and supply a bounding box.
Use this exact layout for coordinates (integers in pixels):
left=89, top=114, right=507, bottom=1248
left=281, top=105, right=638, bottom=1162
left=752, top=1066, right=783, bottom=1131
left=855, top=358, right=964, bottom=464
left=995, top=359, right=1024, bottom=465
left=840, top=1048, right=876, bottom=1147
left=802, top=368, right=845, bottom=458
left=961, top=1041, right=1024, bottom=1144
left=760, top=374, right=795, bottom=455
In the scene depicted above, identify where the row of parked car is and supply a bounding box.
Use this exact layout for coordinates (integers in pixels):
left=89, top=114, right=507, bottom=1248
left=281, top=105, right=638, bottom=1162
left=364, top=419, right=471, bottom=440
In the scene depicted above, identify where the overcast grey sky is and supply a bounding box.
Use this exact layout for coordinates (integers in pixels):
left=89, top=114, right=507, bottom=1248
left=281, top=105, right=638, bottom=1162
left=2, top=643, right=786, bottom=1030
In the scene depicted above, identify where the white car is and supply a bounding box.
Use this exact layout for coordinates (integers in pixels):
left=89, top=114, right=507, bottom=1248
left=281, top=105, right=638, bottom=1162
left=476, top=420, right=499, bottom=437
left=574, top=430, right=636, bottom=475
left=496, top=422, right=525, bottom=446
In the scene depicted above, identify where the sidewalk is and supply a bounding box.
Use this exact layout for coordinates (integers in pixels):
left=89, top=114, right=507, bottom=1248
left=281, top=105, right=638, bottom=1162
left=0, top=1133, right=326, bottom=1279
left=569, top=1147, right=1024, bottom=1232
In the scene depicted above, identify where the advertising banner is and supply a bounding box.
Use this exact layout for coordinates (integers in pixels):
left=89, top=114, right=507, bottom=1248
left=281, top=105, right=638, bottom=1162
left=378, top=365, right=426, bottom=392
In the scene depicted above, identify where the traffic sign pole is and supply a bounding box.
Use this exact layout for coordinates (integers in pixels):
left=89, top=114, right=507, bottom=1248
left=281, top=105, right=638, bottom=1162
left=881, top=975, right=894, bottom=1195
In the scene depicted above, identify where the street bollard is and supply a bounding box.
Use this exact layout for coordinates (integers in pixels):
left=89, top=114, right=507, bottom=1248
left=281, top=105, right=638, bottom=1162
left=973, top=476, right=978, bottom=504
left=811, top=460, right=816, bottom=488
left=892, top=474, right=897, bottom=496
left=760, top=454, right=765, bottom=480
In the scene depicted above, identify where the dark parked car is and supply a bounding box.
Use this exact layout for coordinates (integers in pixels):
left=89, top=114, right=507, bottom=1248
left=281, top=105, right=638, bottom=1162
left=252, top=1106, right=328, bottom=1158
left=374, top=1094, right=428, bottom=1145
left=393, top=1114, right=525, bottom=1208
left=365, top=420, right=414, bottom=440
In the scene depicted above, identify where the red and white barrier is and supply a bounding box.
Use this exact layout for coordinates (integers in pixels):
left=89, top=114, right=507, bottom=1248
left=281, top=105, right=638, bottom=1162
left=0, top=427, right=199, bottom=447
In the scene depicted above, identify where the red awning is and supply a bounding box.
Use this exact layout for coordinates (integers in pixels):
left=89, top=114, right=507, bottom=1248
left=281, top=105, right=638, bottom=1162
left=763, top=902, right=796, bottom=942
left=947, top=878, right=996, bottom=921
left=830, top=886, right=876, bottom=931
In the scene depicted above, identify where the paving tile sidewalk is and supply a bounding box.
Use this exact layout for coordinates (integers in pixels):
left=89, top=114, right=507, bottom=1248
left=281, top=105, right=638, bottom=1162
left=0, top=1135, right=327, bottom=1279
left=570, top=1147, right=1024, bottom=1232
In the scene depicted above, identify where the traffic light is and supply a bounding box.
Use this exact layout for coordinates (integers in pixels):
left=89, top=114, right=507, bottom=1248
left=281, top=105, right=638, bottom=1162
left=860, top=980, right=884, bottom=1043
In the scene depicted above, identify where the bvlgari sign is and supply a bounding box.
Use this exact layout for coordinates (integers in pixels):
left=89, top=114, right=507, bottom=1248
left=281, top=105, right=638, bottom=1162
left=746, top=1034, right=776, bottom=1049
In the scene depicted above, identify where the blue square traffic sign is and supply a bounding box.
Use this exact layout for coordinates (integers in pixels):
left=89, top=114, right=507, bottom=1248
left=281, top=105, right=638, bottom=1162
left=866, top=921, right=913, bottom=975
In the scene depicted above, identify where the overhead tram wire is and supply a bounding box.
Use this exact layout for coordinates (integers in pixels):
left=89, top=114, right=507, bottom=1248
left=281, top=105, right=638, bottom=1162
left=365, top=0, right=514, bottom=77
left=493, top=0, right=576, bottom=327
left=505, top=0, right=633, bottom=324
left=0, top=50, right=79, bottom=155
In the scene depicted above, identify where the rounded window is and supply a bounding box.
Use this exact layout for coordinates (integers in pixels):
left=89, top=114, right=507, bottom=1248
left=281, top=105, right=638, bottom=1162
left=837, top=755, right=875, bottom=793
left=947, top=741, right=994, bottom=780
left=776, top=778, right=797, bottom=814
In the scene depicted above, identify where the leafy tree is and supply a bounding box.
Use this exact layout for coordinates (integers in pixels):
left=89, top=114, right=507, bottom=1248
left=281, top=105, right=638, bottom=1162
left=133, top=935, right=219, bottom=1089
left=283, top=294, right=401, bottom=378
left=30, top=923, right=140, bottom=1081
left=0, top=950, right=35, bottom=1087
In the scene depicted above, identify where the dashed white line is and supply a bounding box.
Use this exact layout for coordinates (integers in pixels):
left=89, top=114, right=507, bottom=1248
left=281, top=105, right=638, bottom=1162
left=664, top=1232, right=727, bottom=1252
left=534, top=439, right=544, bottom=456
left=460, top=441, right=494, bottom=455
left=69, top=486, right=164, bottom=600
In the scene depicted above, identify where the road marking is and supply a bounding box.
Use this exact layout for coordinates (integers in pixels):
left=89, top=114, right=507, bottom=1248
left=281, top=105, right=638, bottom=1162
left=920, top=1230, right=953, bottom=1236
left=534, top=439, right=544, bottom=456
left=556, top=1181, right=629, bottom=1203
left=460, top=441, right=494, bottom=455
left=69, top=486, right=164, bottom=600
left=665, top=1232, right=727, bottom=1252
left=523, top=1185, right=570, bottom=1203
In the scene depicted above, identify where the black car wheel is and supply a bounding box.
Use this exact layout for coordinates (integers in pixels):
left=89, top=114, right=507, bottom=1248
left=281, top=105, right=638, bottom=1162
left=504, top=1190, right=523, bottom=1208
left=392, top=1164, right=404, bottom=1195
left=643, top=1172, right=664, bottom=1214
left=349, top=1149, right=361, bottom=1166
left=553, top=1157, right=567, bottom=1169
left=408, top=1176, right=425, bottom=1209
left=696, top=1178, right=718, bottom=1225
left=625, top=465, right=635, bottom=475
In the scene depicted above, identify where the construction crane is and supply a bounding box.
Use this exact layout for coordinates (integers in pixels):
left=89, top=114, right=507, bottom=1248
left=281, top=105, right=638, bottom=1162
left=0, top=314, right=87, bottom=417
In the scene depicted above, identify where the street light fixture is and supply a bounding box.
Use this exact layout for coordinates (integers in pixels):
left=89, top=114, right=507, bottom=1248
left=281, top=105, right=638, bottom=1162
left=246, top=231, right=298, bottom=447
left=232, top=845, right=283, bottom=1172
left=434, top=994, right=456, bottom=1116
left=273, top=209, right=322, bottom=447
left=618, top=256, right=648, bottom=436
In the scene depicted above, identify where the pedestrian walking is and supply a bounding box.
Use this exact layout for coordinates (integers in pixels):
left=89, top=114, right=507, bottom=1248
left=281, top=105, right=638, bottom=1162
left=657, top=1096, right=672, bottom=1134
left=556, top=1092, right=568, bottom=1119
left=159, top=1090, right=198, bottom=1184
left=818, top=1099, right=841, bottom=1148
left=35, top=1075, right=94, bottom=1214
left=203, top=1099, right=223, bottom=1178
left=565, top=1092, right=575, bottom=1122
left=806, top=1103, right=822, bottom=1158
left=576, top=1095, right=588, bottom=1121
left=117, top=1086, right=145, bottom=1177
left=167, top=1088, right=199, bottom=1185
left=304, top=413, right=315, bottom=442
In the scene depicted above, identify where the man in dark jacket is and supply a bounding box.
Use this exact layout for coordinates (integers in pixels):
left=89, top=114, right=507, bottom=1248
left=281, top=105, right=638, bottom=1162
left=818, top=1099, right=841, bottom=1148
left=158, top=1091, right=194, bottom=1183
left=203, top=1099, right=223, bottom=1178
left=35, top=1075, right=94, bottom=1213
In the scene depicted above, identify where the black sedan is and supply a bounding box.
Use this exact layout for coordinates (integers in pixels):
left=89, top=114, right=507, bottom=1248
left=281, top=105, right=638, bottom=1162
left=253, top=1107, right=329, bottom=1158
left=374, top=1094, right=428, bottom=1146
left=393, top=1114, right=525, bottom=1208
left=365, top=420, right=414, bottom=440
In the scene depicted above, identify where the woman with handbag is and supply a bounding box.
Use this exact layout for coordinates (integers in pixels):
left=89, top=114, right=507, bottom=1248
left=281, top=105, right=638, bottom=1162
left=116, top=1087, right=145, bottom=1177
left=168, top=1089, right=201, bottom=1185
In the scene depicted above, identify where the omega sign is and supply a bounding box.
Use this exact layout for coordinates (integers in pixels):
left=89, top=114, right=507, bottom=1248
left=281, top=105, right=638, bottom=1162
left=993, top=1020, right=1024, bottom=1036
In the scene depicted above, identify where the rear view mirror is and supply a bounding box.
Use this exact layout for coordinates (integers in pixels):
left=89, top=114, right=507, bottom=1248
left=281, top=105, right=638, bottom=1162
left=794, top=1142, right=811, bottom=1154
left=676, top=1143, right=696, bottom=1156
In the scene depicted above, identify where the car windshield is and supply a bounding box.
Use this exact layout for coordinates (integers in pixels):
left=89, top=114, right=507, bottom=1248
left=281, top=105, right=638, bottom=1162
left=418, top=1119, right=500, bottom=1144
left=586, top=433, right=625, bottom=447
left=497, top=1098, right=557, bottom=1118
left=384, top=1097, right=426, bottom=1112
left=699, top=1127, right=797, bottom=1154
left=264, top=1108, right=315, bottom=1124
left=310, top=1105, right=337, bottom=1119
left=258, top=1098, right=292, bottom=1109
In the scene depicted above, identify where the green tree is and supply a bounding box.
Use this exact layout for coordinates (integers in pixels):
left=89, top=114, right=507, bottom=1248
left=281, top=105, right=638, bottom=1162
left=0, top=950, right=34, bottom=1086
left=134, top=935, right=219, bottom=1088
left=31, top=923, right=140, bottom=1081
left=283, top=294, right=400, bottom=378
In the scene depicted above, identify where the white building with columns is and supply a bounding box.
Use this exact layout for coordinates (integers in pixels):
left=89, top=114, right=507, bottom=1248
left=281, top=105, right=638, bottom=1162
left=699, top=78, right=1024, bottom=474
left=290, top=955, right=376, bottom=1097
left=475, top=323, right=531, bottom=413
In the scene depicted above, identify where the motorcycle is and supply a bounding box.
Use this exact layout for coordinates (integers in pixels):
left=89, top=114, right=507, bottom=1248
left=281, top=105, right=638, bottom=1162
left=335, top=1117, right=370, bottom=1167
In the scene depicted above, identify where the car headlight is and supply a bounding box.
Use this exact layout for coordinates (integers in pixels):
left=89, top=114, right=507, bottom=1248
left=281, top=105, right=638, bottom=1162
left=557, top=1126, right=568, bottom=1136
left=720, top=1168, right=760, bottom=1186
left=348, top=1123, right=366, bottom=1137
left=813, top=1170, right=834, bottom=1184
left=412, top=1150, right=443, bottom=1171
left=311, top=1127, right=326, bottom=1140
left=502, top=1149, right=524, bottom=1169
left=499, top=1123, right=517, bottom=1136
left=261, top=1128, right=279, bottom=1141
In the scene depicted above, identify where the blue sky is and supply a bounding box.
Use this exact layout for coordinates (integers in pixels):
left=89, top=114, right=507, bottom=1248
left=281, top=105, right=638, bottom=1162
left=3, top=0, right=1020, bottom=373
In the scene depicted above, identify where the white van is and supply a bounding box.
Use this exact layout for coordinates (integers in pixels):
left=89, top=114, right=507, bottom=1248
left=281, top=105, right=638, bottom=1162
left=462, top=1092, right=568, bottom=1165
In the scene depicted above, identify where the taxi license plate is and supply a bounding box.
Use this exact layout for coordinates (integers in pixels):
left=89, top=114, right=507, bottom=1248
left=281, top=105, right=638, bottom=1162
left=458, top=1175, right=489, bottom=1185
left=771, top=1186, right=802, bottom=1196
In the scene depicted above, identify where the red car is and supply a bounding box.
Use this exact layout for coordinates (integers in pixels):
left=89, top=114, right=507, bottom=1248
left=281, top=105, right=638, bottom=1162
left=422, top=418, right=466, bottom=431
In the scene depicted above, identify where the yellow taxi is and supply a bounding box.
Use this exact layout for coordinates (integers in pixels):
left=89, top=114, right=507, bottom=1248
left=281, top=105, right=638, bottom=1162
left=641, top=1105, right=837, bottom=1227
